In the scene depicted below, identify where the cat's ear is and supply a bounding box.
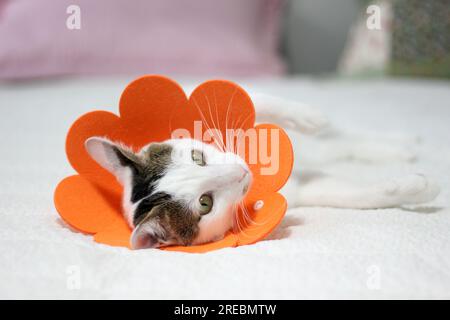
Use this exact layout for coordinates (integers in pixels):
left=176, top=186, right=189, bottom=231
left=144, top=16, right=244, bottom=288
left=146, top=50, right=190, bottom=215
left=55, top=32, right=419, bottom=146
left=85, top=137, right=140, bottom=182
left=130, top=211, right=169, bottom=250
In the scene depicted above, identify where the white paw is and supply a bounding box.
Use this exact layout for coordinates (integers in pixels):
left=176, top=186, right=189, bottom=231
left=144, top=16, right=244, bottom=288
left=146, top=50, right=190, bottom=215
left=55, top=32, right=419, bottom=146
left=384, top=174, right=440, bottom=205
left=281, top=103, right=329, bottom=134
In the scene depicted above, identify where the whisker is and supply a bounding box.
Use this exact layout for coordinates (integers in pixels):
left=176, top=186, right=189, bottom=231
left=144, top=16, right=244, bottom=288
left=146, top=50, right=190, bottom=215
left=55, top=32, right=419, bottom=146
left=232, top=204, right=241, bottom=235
left=212, top=87, right=225, bottom=151
left=232, top=111, right=255, bottom=157
left=234, top=204, right=254, bottom=239
left=239, top=202, right=253, bottom=227
left=229, top=114, right=243, bottom=154
left=191, top=96, right=223, bottom=151
left=240, top=201, right=267, bottom=227
left=203, top=90, right=225, bottom=151
left=223, top=88, right=238, bottom=152
left=232, top=204, right=239, bottom=234
left=192, top=96, right=213, bottom=131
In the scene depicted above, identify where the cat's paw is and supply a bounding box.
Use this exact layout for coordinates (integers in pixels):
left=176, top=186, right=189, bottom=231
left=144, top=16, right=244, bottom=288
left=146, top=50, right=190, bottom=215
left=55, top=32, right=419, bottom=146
left=383, top=174, right=440, bottom=205
left=281, top=103, right=329, bottom=134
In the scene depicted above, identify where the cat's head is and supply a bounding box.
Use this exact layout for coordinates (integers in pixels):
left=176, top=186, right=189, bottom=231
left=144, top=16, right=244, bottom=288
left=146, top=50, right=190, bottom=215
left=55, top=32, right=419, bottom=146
left=85, top=137, right=251, bottom=249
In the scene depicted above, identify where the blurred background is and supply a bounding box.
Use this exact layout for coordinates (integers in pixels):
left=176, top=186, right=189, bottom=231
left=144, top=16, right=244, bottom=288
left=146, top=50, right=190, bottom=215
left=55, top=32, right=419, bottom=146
left=0, top=0, right=448, bottom=80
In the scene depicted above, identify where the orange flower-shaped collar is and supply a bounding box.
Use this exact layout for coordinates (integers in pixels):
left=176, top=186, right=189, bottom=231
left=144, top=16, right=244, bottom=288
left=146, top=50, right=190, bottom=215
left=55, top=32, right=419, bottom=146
left=54, top=75, right=293, bottom=253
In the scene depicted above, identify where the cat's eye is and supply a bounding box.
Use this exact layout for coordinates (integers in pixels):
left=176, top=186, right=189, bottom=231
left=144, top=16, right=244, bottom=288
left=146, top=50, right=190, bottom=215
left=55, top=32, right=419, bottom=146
left=198, top=194, right=213, bottom=215
left=191, top=149, right=206, bottom=166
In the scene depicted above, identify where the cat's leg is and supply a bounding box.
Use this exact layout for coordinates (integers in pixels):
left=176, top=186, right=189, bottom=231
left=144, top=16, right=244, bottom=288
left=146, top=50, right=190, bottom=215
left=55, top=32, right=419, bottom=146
left=282, top=170, right=440, bottom=209
left=251, top=93, right=420, bottom=163
left=251, top=93, right=329, bottom=134
left=298, top=135, right=417, bottom=166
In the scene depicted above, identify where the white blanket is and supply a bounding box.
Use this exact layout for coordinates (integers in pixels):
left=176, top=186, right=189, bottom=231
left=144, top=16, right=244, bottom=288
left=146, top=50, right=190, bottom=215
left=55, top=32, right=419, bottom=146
left=0, top=76, right=449, bottom=299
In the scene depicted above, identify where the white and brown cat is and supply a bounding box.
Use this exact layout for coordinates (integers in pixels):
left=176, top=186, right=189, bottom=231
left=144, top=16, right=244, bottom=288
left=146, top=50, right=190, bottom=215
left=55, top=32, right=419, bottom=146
left=86, top=93, right=440, bottom=249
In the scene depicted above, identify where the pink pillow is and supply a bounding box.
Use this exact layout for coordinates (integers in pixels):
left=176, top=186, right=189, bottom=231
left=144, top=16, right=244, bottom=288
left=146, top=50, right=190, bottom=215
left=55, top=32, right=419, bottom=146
left=0, top=0, right=285, bottom=79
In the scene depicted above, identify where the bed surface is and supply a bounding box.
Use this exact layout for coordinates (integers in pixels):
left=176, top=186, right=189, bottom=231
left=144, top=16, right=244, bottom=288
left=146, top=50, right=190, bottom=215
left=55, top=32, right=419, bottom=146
left=0, top=75, right=449, bottom=299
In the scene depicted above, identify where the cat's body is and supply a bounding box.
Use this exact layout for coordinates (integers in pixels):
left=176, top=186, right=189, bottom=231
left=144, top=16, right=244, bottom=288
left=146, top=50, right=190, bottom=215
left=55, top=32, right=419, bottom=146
left=252, top=93, right=440, bottom=209
left=86, top=92, right=440, bottom=249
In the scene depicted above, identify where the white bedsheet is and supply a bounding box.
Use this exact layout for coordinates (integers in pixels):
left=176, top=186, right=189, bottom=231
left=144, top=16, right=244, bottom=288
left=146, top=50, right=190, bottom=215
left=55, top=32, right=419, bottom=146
left=0, top=75, right=449, bottom=299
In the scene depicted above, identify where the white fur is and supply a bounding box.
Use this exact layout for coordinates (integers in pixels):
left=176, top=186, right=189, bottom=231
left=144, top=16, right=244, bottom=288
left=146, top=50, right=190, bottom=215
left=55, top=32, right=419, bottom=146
left=251, top=92, right=329, bottom=134
left=254, top=95, right=440, bottom=209
left=155, top=139, right=251, bottom=244
left=121, top=167, right=139, bottom=227
left=283, top=171, right=440, bottom=209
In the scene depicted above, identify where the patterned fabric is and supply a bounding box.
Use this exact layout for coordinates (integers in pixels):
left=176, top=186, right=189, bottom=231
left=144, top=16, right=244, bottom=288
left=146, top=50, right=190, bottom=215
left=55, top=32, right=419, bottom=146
left=390, top=0, right=450, bottom=78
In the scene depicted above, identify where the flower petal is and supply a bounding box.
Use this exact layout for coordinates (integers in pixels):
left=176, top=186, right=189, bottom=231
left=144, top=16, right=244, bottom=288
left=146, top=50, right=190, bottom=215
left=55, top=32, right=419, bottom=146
left=245, top=124, right=294, bottom=198
left=163, top=232, right=238, bottom=253
left=235, top=192, right=287, bottom=246
left=170, top=80, right=255, bottom=147
left=94, top=221, right=132, bottom=248
left=54, top=175, right=123, bottom=234
left=66, top=110, right=123, bottom=191
left=119, top=75, right=188, bottom=148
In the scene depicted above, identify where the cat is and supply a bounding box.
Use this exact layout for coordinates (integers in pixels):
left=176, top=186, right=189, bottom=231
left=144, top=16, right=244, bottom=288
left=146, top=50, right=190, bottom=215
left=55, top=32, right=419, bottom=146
left=85, top=93, right=440, bottom=249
